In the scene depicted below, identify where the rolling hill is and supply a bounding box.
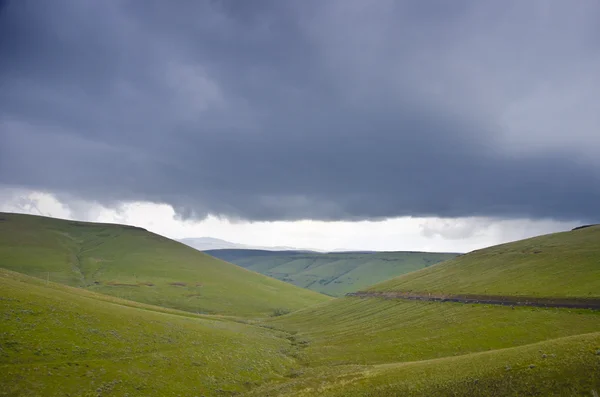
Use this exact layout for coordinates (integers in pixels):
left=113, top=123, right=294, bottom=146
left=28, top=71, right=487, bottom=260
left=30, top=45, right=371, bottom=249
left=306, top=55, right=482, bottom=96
left=0, top=212, right=330, bottom=317
left=205, top=249, right=458, bottom=296
left=368, top=224, right=600, bottom=298
left=0, top=268, right=300, bottom=396
left=2, top=218, right=600, bottom=396
left=254, top=226, right=600, bottom=395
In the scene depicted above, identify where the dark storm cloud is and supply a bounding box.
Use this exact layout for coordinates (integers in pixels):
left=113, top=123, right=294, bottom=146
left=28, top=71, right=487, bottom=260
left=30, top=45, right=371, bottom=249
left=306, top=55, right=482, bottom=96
left=1, top=0, right=600, bottom=221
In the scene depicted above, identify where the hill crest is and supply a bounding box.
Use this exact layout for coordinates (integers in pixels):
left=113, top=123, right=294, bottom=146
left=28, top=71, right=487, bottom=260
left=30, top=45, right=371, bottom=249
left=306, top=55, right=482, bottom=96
left=0, top=212, right=330, bottom=316
left=367, top=225, right=600, bottom=299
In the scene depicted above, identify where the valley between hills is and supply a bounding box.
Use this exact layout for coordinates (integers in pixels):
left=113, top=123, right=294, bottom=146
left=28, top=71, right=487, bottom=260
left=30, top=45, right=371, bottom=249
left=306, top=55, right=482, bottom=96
left=1, top=212, right=599, bottom=396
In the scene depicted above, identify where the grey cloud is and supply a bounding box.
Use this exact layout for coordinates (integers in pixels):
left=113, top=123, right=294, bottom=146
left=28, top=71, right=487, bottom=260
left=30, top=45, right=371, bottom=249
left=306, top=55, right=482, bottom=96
left=1, top=0, right=600, bottom=222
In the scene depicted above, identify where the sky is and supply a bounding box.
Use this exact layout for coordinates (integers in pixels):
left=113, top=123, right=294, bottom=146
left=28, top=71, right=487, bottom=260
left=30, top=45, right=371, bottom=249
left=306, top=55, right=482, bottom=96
left=1, top=1, right=598, bottom=252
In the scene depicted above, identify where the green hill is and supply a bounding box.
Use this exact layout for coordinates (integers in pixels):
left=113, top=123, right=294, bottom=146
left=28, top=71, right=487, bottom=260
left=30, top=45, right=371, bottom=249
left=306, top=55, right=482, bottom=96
left=2, top=217, right=600, bottom=396
left=0, top=268, right=300, bottom=396
left=253, top=227, right=600, bottom=395
left=246, top=330, right=600, bottom=396
left=3, top=266, right=599, bottom=396
left=0, top=212, right=329, bottom=317
left=205, top=249, right=458, bottom=296
left=368, top=225, right=600, bottom=298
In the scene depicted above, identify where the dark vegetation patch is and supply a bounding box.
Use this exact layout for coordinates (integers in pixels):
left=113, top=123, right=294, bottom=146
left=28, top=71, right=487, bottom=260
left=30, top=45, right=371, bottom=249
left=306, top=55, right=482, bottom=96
left=121, top=225, right=147, bottom=231
left=271, top=308, right=291, bottom=317
left=105, top=281, right=155, bottom=287
left=169, top=282, right=188, bottom=287
left=521, top=249, right=542, bottom=254
left=572, top=224, right=599, bottom=231
left=347, top=291, right=600, bottom=310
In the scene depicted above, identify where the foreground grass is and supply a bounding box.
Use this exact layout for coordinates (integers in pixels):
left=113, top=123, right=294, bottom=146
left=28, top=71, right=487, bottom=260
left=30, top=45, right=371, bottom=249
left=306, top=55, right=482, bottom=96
left=206, top=249, right=457, bottom=296
left=0, top=269, right=301, bottom=396
left=254, top=296, right=600, bottom=396
left=0, top=212, right=329, bottom=317
left=3, top=274, right=598, bottom=396
left=267, top=297, right=600, bottom=366
left=369, top=225, right=600, bottom=298
left=248, top=227, right=600, bottom=395
left=247, top=332, right=600, bottom=396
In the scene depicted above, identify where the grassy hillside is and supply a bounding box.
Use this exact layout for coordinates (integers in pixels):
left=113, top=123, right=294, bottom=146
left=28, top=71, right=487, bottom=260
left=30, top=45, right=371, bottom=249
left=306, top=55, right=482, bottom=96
left=0, top=212, right=329, bottom=317
left=267, top=298, right=600, bottom=366
left=258, top=296, right=600, bottom=395
left=0, top=268, right=301, bottom=396
left=252, top=227, right=600, bottom=395
left=3, top=215, right=600, bottom=396
left=3, top=264, right=598, bottom=396
left=247, top=331, right=600, bottom=396
left=368, top=225, right=600, bottom=298
left=206, top=249, right=458, bottom=296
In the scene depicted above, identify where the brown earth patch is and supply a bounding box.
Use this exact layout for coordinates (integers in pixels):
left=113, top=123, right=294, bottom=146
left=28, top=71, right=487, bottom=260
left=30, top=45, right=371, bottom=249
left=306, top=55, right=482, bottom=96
left=106, top=281, right=139, bottom=287
left=169, top=282, right=188, bottom=287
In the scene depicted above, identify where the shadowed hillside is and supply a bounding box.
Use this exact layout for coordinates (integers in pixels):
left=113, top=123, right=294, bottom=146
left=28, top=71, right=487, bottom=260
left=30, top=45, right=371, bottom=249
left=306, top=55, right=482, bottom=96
left=206, top=249, right=458, bottom=296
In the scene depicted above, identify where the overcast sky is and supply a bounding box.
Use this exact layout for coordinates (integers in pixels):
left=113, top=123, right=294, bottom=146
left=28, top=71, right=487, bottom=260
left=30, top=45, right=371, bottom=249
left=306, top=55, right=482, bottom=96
left=1, top=1, right=598, bottom=252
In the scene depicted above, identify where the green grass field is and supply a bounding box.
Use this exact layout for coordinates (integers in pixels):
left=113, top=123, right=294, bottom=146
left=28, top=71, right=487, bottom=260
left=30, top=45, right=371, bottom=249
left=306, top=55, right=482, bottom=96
left=266, top=297, right=600, bottom=366
left=252, top=225, right=600, bottom=395
left=257, top=294, right=600, bottom=395
left=0, top=213, right=329, bottom=317
left=0, top=268, right=301, bottom=396
left=245, top=331, right=600, bottom=396
left=2, top=214, right=599, bottom=396
left=369, top=225, right=600, bottom=298
left=206, top=249, right=457, bottom=296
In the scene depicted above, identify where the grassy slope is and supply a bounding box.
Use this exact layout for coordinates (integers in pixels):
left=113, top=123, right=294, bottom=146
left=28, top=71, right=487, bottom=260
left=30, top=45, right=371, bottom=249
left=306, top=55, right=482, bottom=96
left=268, top=298, right=600, bottom=367
left=258, top=298, right=600, bottom=396
left=0, top=213, right=329, bottom=317
left=0, top=268, right=303, bottom=396
left=369, top=225, right=600, bottom=297
left=253, top=227, right=600, bottom=395
left=247, top=332, right=600, bottom=396
left=206, top=250, right=458, bottom=296
left=4, top=269, right=598, bottom=396
left=3, top=215, right=600, bottom=396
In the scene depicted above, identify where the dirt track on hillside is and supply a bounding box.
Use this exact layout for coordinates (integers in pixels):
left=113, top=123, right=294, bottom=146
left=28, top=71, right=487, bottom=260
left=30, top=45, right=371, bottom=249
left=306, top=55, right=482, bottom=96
left=346, top=291, right=600, bottom=310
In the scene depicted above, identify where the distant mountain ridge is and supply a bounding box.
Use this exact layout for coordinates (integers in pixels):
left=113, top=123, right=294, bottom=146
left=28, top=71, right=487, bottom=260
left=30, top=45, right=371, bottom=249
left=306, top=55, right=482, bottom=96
left=179, top=236, right=319, bottom=252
